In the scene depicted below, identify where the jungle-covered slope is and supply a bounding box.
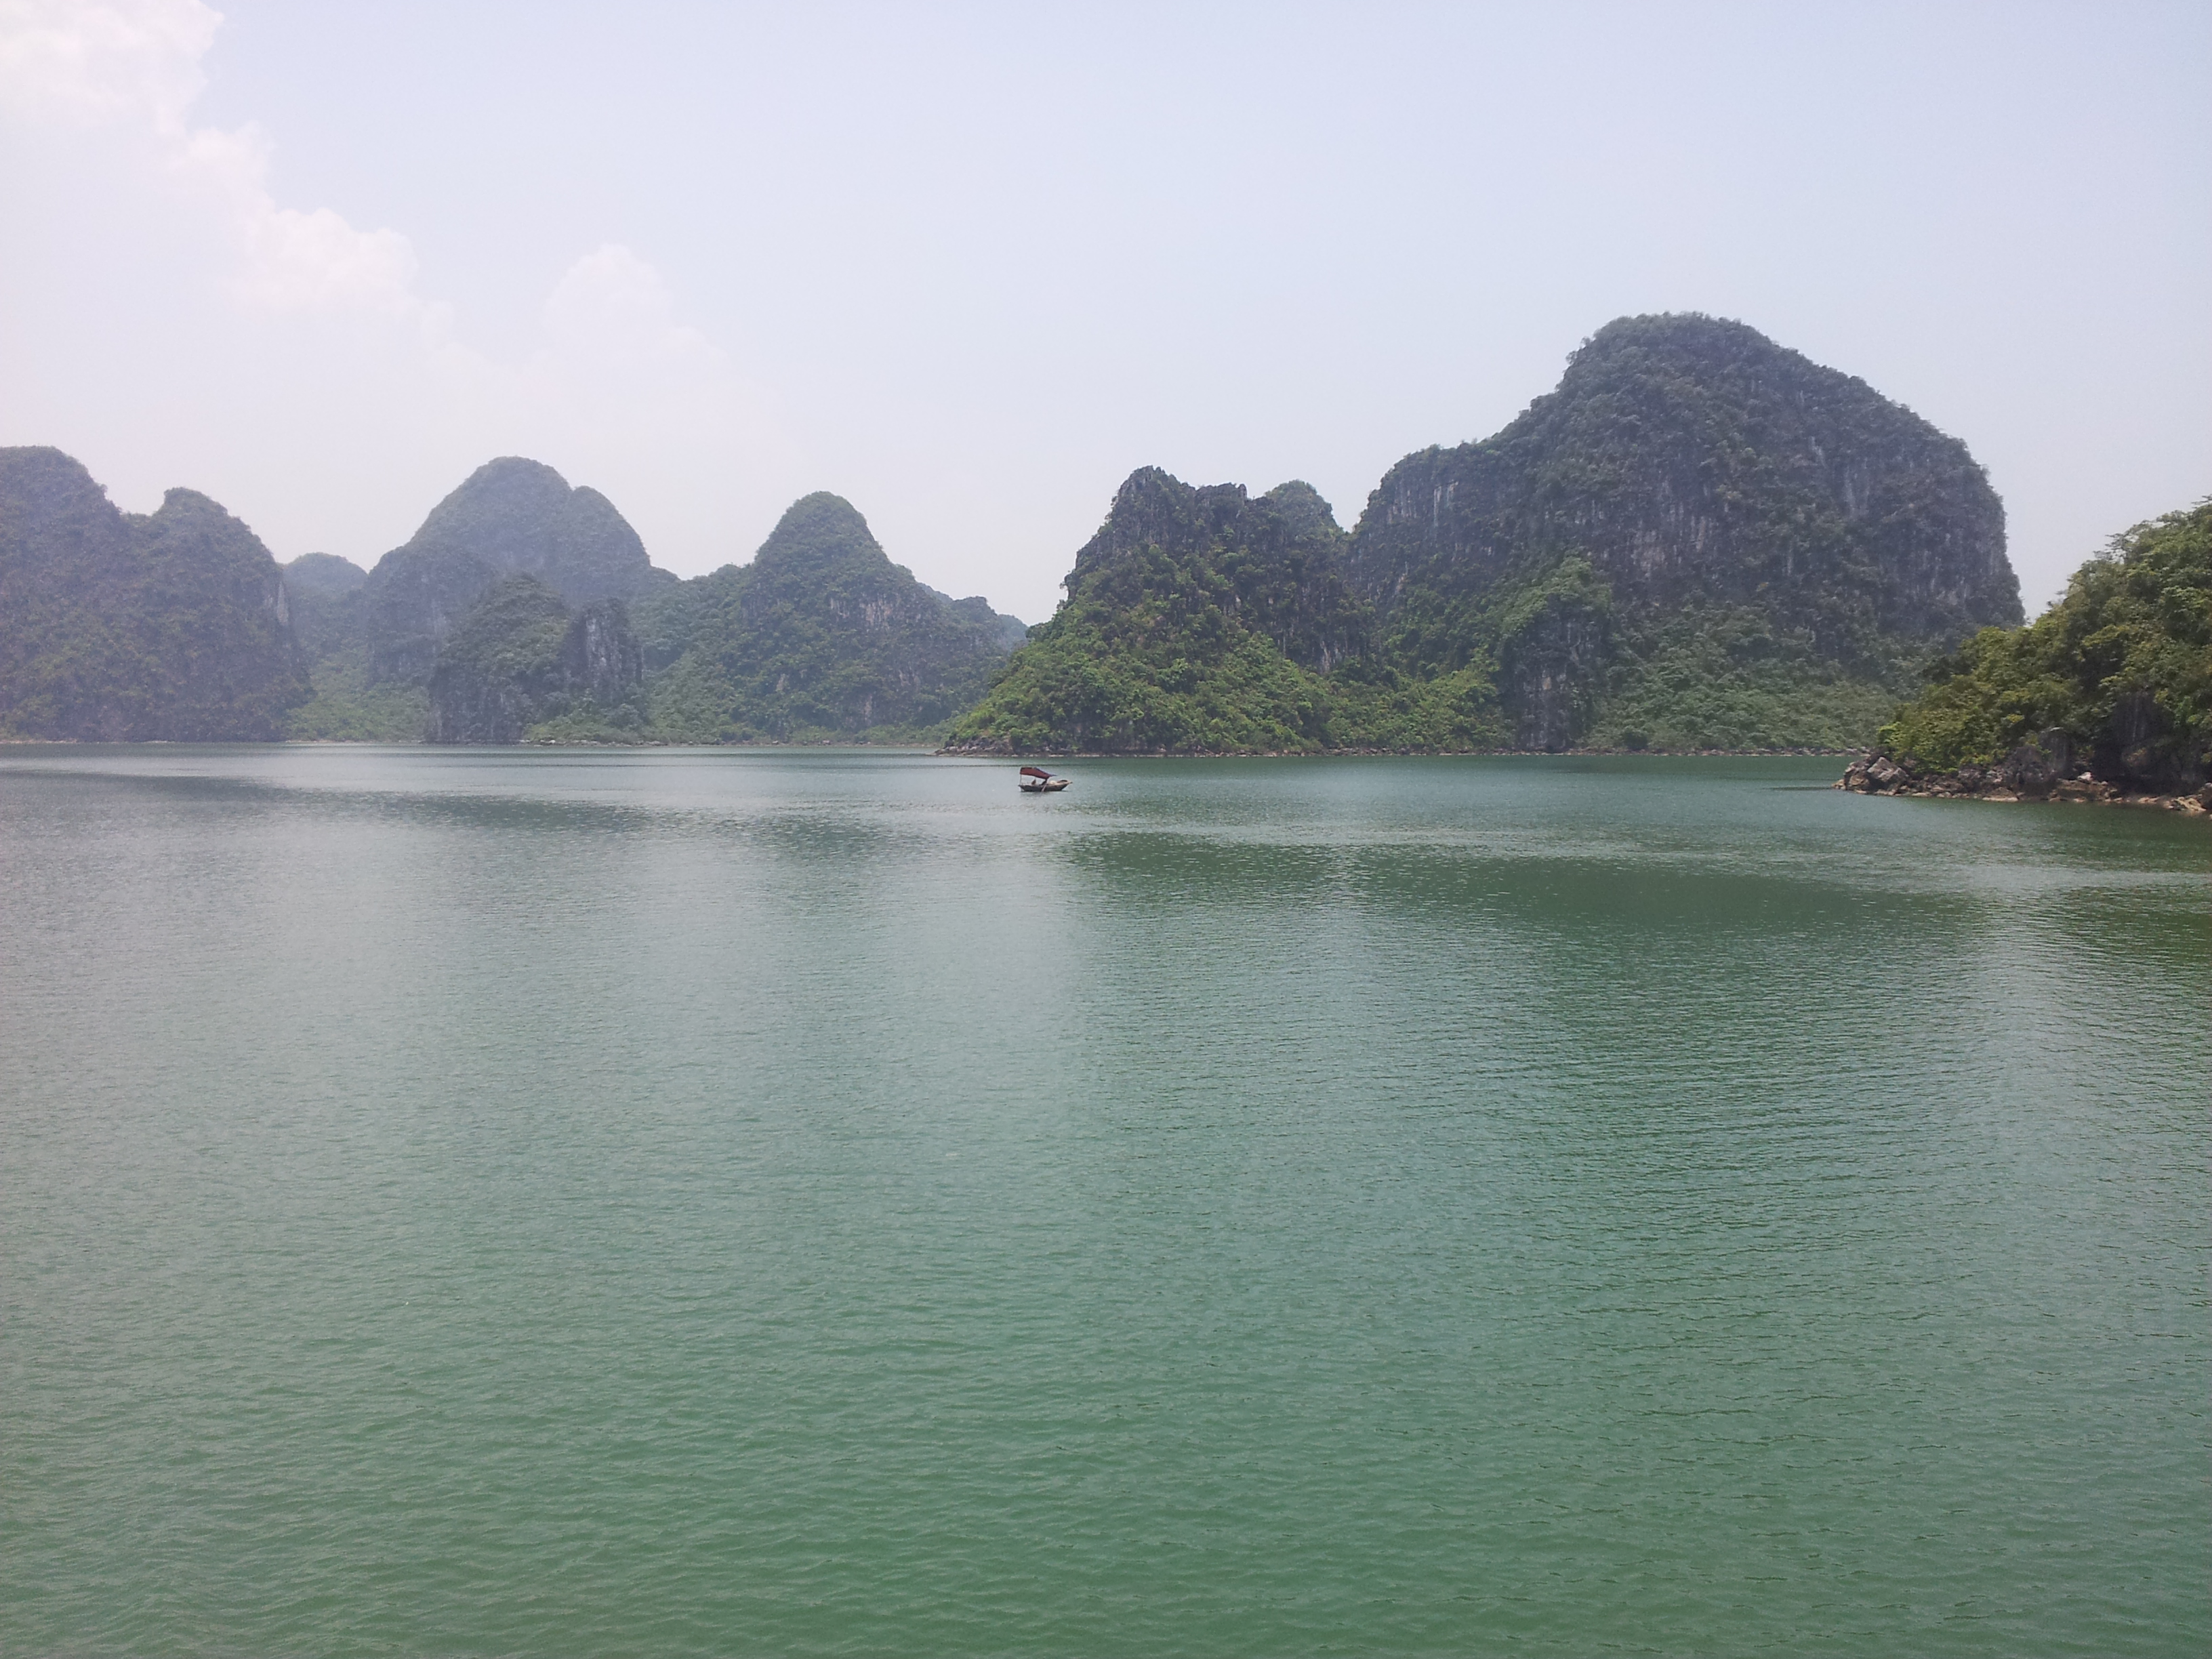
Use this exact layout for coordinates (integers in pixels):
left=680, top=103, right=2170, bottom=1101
left=1351, top=313, right=2020, bottom=750
left=952, top=314, right=2024, bottom=754
left=945, top=470, right=1494, bottom=753
left=424, top=576, right=646, bottom=743
left=1871, top=501, right=2210, bottom=794
left=0, top=447, right=310, bottom=740
left=638, top=493, right=1025, bottom=742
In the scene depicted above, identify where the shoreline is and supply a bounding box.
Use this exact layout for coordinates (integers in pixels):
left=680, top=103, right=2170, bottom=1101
left=8, top=735, right=1861, bottom=757
left=1835, top=751, right=2210, bottom=817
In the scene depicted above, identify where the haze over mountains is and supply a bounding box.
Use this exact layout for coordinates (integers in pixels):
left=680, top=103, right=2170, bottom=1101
left=11, top=313, right=2165, bottom=756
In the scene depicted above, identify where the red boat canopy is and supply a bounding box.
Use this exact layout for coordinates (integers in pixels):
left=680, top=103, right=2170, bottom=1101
left=1020, top=766, right=1052, bottom=779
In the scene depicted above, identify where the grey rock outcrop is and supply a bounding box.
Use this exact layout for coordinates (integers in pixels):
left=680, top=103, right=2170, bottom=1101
left=1837, top=730, right=2209, bottom=816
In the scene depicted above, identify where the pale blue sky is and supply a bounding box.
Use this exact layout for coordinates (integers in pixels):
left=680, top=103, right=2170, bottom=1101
left=4, top=1, right=2206, bottom=620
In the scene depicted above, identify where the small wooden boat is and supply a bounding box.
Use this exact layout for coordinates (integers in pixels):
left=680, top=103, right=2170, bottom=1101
left=1018, top=765, right=1069, bottom=793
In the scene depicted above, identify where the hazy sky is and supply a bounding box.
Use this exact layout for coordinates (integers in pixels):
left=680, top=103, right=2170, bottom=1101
left=3, top=1, right=2206, bottom=621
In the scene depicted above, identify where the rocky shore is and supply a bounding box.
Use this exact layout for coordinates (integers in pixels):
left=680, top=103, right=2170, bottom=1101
left=1836, top=729, right=2209, bottom=816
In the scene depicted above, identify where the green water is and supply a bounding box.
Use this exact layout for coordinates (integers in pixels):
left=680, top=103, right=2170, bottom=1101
left=1, top=747, right=2205, bottom=1656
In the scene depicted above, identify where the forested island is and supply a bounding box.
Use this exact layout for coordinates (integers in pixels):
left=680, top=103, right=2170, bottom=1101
left=1838, top=501, right=2210, bottom=810
left=3, top=314, right=2202, bottom=766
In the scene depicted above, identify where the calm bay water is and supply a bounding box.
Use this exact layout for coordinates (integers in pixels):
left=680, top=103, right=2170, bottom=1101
left=1, top=746, right=2205, bottom=1656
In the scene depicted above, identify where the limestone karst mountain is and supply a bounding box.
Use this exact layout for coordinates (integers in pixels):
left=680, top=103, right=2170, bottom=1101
left=5, top=315, right=2029, bottom=752
left=283, top=457, right=672, bottom=739
left=289, top=469, right=1019, bottom=744
left=361, top=457, right=670, bottom=687
left=638, top=491, right=1027, bottom=741
left=944, top=470, right=1433, bottom=754
left=1346, top=312, right=2022, bottom=750
left=951, top=314, right=2025, bottom=754
left=0, top=447, right=310, bottom=740
left=280, top=552, right=369, bottom=667
left=424, top=575, right=646, bottom=743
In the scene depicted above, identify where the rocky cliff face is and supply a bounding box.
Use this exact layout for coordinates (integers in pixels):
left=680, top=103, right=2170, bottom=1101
left=363, top=458, right=670, bottom=685
left=1497, top=573, right=1611, bottom=751
left=0, top=447, right=310, bottom=740
left=424, top=576, right=644, bottom=743
left=1350, top=314, right=2019, bottom=641
left=1346, top=314, right=2023, bottom=748
left=637, top=492, right=1026, bottom=741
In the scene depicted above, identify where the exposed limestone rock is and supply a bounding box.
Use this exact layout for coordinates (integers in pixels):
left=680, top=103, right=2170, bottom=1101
left=424, top=576, right=643, bottom=743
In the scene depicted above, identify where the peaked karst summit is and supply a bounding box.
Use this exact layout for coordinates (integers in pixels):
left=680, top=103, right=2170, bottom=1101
left=361, top=457, right=670, bottom=685
left=1347, top=312, right=2022, bottom=749
left=636, top=491, right=1029, bottom=741
left=293, top=468, right=1027, bottom=744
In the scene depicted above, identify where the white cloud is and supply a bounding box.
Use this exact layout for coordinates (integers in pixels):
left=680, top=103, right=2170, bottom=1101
left=2, top=0, right=434, bottom=322
left=170, top=119, right=436, bottom=321
left=543, top=243, right=718, bottom=368
left=0, top=0, right=214, bottom=129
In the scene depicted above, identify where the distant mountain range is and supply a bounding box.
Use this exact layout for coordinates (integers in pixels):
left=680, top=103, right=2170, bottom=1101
left=0, top=449, right=1029, bottom=744
left=11, top=313, right=2133, bottom=755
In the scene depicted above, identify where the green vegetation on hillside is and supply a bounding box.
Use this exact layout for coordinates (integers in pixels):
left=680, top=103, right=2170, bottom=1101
left=274, top=472, right=1020, bottom=746
left=7, top=311, right=2038, bottom=756
left=956, top=314, right=2024, bottom=756
left=949, top=471, right=1503, bottom=753
left=1877, top=502, right=2211, bottom=789
left=282, top=457, right=672, bottom=739
left=640, top=493, right=1023, bottom=742
left=1, top=447, right=310, bottom=740
left=275, top=552, right=432, bottom=739
left=424, top=576, right=647, bottom=743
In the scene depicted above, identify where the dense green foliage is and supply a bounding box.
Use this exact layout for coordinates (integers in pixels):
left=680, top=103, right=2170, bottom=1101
left=283, top=659, right=430, bottom=741
left=424, top=576, right=646, bottom=743
left=1, top=447, right=310, bottom=739
left=640, top=493, right=1023, bottom=742
left=948, top=471, right=1503, bottom=753
left=280, top=472, right=1017, bottom=745
left=956, top=315, right=2024, bottom=755
left=1878, top=503, right=2211, bottom=788
left=1585, top=609, right=1925, bottom=752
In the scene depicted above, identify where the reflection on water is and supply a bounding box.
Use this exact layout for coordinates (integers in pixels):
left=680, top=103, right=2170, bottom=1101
left=1, top=745, right=2205, bottom=1658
